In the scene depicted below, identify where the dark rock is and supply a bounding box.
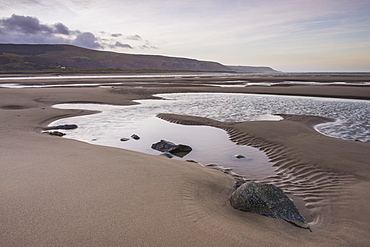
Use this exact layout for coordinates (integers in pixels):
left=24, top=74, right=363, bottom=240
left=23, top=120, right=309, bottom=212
left=54, top=124, right=78, bottom=130
left=235, top=154, right=246, bottom=159
left=120, top=137, right=130, bottom=141
left=151, top=140, right=178, bottom=152
left=230, top=181, right=306, bottom=224
left=131, top=134, right=140, bottom=140
left=175, top=144, right=193, bottom=153
left=48, top=131, right=65, bottom=137
left=151, top=139, right=192, bottom=157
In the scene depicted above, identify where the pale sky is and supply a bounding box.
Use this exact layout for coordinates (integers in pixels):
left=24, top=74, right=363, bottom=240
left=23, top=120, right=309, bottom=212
left=1, top=0, right=369, bottom=72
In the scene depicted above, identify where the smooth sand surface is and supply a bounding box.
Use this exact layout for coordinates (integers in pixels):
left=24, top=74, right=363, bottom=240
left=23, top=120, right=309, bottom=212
left=1, top=74, right=369, bottom=246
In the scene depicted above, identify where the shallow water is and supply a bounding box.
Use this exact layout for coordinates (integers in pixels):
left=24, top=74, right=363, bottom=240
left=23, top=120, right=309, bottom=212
left=51, top=101, right=278, bottom=180
left=51, top=93, right=370, bottom=182
left=205, top=81, right=370, bottom=87
left=150, top=93, right=370, bottom=142
left=245, top=81, right=370, bottom=86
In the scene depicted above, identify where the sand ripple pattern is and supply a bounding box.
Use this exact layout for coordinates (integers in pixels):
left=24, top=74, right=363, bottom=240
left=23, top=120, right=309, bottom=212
left=158, top=114, right=357, bottom=226
left=225, top=128, right=356, bottom=225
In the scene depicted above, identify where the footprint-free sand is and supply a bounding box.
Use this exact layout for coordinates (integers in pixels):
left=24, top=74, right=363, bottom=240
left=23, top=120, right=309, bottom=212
left=1, top=74, right=369, bottom=246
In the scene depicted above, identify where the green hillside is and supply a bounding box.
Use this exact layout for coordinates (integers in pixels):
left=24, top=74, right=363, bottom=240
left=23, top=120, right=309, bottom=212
left=0, top=44, right=232, bottom=72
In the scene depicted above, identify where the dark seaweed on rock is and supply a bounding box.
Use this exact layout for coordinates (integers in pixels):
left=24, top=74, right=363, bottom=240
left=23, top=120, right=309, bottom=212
left=230, top=181, right=307, bottom=224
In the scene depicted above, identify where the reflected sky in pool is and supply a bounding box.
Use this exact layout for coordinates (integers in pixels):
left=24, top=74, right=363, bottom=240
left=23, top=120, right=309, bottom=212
left=51, top=93, right=370, bottom=179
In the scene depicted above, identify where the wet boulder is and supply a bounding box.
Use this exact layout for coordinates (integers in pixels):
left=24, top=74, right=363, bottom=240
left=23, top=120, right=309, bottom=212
left=151, top=140, right=192, bottom=157
left=230, top=181, right=306, bottom=224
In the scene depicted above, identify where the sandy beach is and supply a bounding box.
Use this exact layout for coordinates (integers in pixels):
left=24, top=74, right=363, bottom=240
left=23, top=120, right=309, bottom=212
left=1, top=74, right=369, bottom=246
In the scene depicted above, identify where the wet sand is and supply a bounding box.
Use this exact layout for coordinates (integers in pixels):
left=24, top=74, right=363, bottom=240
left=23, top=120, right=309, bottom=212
left=0, top=74, right=369, bottom=246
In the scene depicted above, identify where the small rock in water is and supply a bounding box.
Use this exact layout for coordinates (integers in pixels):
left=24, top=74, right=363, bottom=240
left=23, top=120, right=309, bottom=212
left=235, top=154, right=246, bottom=159
left=48, top=131, right=65, bottom=137
left=230, top=181, right=307, bottom=224
left=120, top=137, right=130, bottom=142
left=131, top=134, right=140, bottom=140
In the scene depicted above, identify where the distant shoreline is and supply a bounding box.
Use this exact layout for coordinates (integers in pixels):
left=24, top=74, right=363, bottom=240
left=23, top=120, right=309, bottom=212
left=1, top=73, right=369, bottom=101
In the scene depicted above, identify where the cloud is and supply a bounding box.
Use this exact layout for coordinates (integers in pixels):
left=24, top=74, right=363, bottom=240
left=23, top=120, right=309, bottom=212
left=53, top=22, right=70, bottom=35
left=74, top=32, right=102, bottom=49
left=0, top=14, right=157, bottom=50
left=140, top=40, right=159, bottom=50
left=113, top=41, right=133, bottom=49
left=0, top=14, right=53, bottom=34
left=126, top=34, right=142, bottom=41
left=0, top=14, right=77, bottom=45
left=140, top=44, right=159, bottom=50
left=111, top=33, right=122, bottom=37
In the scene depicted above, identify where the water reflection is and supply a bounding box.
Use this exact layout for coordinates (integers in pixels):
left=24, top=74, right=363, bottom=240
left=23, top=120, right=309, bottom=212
left=51, top=93, right=370, bottom=179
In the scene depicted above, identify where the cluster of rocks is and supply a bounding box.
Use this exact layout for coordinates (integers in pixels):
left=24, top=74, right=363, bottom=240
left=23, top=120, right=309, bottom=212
left=44, top=124, right=78, bottom=137
left=120, top=134, right=141, bottom=141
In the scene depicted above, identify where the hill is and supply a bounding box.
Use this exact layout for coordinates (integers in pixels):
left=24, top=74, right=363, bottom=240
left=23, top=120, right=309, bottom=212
left=0, top=44, right=232, bottom=72
left=227, top=65, right=279, bottom=73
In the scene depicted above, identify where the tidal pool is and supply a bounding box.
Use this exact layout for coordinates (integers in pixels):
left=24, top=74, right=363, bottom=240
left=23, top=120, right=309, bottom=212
left=51, top=93, right=370, bottom=180
left=51, top=104, right=278, bottom=180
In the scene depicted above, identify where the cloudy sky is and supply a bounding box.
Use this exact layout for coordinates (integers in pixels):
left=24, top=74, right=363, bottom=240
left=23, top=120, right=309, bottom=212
left=0, top=0, right=369, bottom=72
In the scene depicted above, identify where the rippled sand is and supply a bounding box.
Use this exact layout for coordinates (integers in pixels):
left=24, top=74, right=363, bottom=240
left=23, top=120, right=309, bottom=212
left=1, top=73, right=370, bottom=246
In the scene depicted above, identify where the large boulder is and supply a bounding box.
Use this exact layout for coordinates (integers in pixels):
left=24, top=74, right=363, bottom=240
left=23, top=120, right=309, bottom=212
left=151, top=140, right=192, bottom=157
left=230, top=181, right=306, bottom=224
